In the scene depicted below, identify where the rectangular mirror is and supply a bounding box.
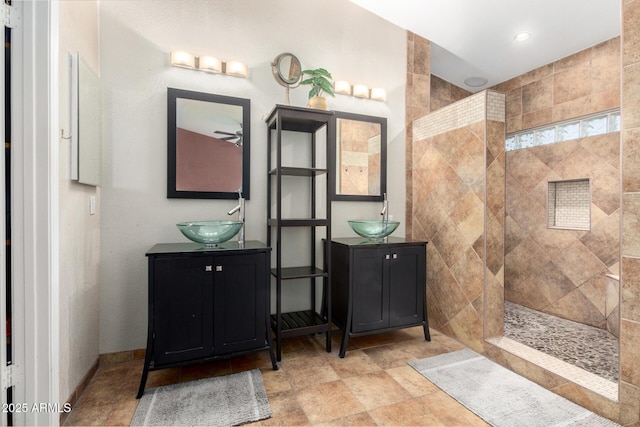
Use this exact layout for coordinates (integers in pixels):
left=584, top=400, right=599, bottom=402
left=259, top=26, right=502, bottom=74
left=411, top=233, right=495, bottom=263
left=167, top=88, right=250, bottom=199
left=330, top=111, right=386, bottom=201
left=70, top=52, right=101, bottom=186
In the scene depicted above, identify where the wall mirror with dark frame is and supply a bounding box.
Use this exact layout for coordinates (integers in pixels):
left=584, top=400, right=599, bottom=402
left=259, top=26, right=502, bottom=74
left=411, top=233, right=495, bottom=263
left=330, top=111, right=386, bottom=201
left=167, top=88, right=250, bottom=199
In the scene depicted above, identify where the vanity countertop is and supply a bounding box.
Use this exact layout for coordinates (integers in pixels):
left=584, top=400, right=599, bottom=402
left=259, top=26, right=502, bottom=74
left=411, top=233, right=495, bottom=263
left=147, top=241, right=269, bottom=256
left=331, top=236, right=427, bottom=248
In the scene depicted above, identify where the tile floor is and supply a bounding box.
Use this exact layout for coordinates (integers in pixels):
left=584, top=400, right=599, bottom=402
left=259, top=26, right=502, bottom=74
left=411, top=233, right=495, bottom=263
left=504, top=301, right=619, bottom=382
left=63, top=327, right=492, bottom=426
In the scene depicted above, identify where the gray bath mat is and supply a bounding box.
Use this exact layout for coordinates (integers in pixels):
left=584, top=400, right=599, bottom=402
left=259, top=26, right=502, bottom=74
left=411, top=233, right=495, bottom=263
left=131, top=369, right=271, bottom=426
left=409, top=349, right=619, bottom=427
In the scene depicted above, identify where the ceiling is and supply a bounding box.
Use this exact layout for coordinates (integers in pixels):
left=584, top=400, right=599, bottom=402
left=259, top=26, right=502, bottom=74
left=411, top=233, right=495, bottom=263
left=349, top=0, right=620, bottom=92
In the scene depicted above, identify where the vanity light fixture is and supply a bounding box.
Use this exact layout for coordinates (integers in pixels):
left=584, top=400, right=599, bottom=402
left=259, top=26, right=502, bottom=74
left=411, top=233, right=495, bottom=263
left=370, top=87, right=386, bottom=101
left=353, top=84, right=370, bottom=99
left=333, top=80, right=386, bottom=102
left=198, top=56, right=222, bottom=73
left=334, top=80, right=352, bottom=95
left=170, top=51, right=247, bottom=78
left=170, top=51, right=196, bottom=69
left=225, top=61, right=248, bottom=78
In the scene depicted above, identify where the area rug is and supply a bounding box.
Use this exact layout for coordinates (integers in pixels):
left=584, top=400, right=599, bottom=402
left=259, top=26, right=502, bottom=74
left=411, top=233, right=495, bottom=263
left=131, top=369, right=271, bottom=426
left=409, top=349, right=619, bottom=427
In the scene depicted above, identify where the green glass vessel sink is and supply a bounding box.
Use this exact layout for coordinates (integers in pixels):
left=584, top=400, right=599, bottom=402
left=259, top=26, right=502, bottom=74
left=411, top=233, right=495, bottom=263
left=348, top=220, right=400, bottom=240
left=177, top=220, right=243, bottom=246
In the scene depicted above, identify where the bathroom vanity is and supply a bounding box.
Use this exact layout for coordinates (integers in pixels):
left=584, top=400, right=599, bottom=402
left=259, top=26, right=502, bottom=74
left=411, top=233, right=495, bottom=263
left=136, top=241, right=277, bottom=398
left=330, top=237, right=430, bottom=357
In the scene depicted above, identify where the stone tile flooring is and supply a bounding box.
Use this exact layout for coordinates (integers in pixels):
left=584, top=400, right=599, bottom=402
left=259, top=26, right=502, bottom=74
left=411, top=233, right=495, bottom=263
left=504, top=301, right=619, bottom=382
left=63, top=327, right=491, bottom=426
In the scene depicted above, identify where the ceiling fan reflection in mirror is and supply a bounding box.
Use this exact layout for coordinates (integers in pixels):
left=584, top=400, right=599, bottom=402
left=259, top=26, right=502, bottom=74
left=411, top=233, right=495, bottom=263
left=212, top=125, right=243, bottom=147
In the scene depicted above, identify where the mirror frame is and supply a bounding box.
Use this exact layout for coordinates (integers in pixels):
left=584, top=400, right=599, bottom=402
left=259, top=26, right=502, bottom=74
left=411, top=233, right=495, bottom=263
left=271, top=52, right=302, bottom=87
left=167, top=88, right=250, bottom=200
left=330, top=111, right=387, bottom=202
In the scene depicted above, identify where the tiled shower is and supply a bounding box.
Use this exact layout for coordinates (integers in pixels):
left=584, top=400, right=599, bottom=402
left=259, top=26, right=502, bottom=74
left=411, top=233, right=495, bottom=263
left=504, top=131, right=620, bottom=330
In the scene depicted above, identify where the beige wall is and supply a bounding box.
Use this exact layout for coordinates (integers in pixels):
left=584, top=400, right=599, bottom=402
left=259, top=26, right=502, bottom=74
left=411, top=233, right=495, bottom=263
left=505, top=132, right=620, bottom=328
left=58, top=0, right=101, bottom=408
left=97, top=0, right=407, bottom=354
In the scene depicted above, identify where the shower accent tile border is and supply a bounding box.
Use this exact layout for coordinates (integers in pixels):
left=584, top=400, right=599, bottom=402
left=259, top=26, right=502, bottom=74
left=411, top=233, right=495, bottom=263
left=413, top=90, right=505, bottom=140
left=487, top=336, right=618, bottom=401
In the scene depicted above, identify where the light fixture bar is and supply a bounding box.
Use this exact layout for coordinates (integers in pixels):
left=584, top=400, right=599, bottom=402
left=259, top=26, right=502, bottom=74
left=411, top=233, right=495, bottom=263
left=170, top=51, right=247, bottom=78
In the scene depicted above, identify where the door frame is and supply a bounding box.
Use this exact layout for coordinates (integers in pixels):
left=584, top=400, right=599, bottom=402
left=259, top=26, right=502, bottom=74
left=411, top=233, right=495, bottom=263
left=10, top=0, right=59, bottom=425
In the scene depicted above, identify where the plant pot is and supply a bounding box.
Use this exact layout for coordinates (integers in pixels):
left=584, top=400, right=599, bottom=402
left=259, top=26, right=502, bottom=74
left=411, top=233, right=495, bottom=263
left=308, top=95, right=328, bottom=110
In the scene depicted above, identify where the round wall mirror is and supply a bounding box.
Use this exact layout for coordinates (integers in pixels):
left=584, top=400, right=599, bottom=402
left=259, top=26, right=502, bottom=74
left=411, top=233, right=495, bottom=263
left=271, top=53, right=302, bottom=104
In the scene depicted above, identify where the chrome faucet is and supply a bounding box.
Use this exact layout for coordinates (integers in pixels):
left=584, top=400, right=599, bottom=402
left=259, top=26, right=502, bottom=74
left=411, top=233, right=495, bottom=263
left=227, top=189, right=245, bottom=243
left=381, top=192, right=388, bottom=222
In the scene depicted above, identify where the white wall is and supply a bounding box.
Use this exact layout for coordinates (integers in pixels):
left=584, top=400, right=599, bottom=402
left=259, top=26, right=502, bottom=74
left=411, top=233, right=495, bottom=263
left=98, top=0, right=407, bottom=353
left=58, top=0, right=100, bottom=402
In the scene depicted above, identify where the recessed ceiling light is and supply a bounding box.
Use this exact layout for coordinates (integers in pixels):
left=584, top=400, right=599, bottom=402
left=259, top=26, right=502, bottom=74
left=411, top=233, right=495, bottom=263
left=514, top=32, right=530, bottom=42
left=464, top=77, right=488, bottom=88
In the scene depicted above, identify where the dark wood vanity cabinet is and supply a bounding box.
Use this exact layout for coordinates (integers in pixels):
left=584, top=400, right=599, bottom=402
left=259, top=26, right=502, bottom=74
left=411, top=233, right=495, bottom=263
left=331, top=237, right=430, bottom=357
left=137, top=242, right=277, bottom=398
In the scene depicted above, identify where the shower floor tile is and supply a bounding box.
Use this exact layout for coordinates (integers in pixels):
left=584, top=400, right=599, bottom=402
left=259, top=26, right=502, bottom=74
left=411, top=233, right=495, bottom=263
left=504, top=301, right=619, bottom=382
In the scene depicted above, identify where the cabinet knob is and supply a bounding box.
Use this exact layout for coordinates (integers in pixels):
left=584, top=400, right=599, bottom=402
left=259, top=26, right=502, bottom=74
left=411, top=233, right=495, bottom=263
left=216, top=265, right=223, bottom=272
left=385, top=254, right=390, bottom=260
left=393, top=253, right=398, bottom=259
left=205, top=265, right=213, bottom=272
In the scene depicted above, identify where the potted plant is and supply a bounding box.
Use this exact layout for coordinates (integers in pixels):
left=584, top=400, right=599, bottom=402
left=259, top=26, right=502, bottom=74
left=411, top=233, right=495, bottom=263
left=301, top=68, right=335, bottom=110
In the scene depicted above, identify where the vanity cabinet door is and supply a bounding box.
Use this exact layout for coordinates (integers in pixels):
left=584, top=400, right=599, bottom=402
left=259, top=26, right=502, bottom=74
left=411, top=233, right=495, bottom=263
left=351, top=248, right=389, bottom=333
left=152, top=255, right=215, bottom=366
left=212, top=252, right=267, bottom=355
left=388, top=245, right=425, bottom=328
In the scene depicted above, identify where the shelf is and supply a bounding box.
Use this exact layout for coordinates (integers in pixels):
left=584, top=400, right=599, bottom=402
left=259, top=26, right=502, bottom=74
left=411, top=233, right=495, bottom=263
left=269, top=167, right=327, bottom=177
left=266, top=104, right=333, bottom=360
left=270, top=266, right=327, bottom=280
left=270, top=310, right=330, bottom=337
left=265, top=104, right=334, bottom=133
left=267, top=218, right=328, bottom=227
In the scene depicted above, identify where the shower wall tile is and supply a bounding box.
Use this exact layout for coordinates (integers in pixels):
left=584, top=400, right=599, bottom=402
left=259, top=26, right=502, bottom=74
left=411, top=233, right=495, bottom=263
left=580, top=211, right=621, bottom=268
left=623, top=63, right=640, bottom=130
left=405, top=32, right=432, bottom=239
left=547, top=286, right=607, bottom=329
left=450, top=248, right=484, bottom=302
left=623, top=128, right=640, bottom=192
left=621, top=4, right=640, bottom=422
left=522, top=108, right=553, bottom=130
left=411, top=91, right=504, bottom=351
left=429, top=75, right=473, bottom=113
left=624, top=0, right=640, bottom=66
left=554, top=62, right=591, bottom=105
left=449, top=192, right=484, bottom=246
left=622, top=256, right=640, bottom=322
left=620, top=319, right=640, bottom=387
left=505, top=132, right=620, bottom=327
left=522, top=76, right=553, bottom=114
left=622, top=193, right=640, bottom=257
left=485, top=271, right=505, bottom=337
left=619, top=382, right=640, bottom=426
left=491, top=36, right=620, bottom=133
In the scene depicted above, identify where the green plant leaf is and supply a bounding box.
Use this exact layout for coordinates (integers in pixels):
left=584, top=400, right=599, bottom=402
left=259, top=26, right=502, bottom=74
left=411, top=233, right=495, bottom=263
left=300, top=68, right=335, bottom=98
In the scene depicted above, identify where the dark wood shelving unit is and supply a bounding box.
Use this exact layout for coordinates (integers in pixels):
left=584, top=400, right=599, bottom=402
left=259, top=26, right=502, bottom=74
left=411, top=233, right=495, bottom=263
left=265, top=104, right=334, bottom=361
